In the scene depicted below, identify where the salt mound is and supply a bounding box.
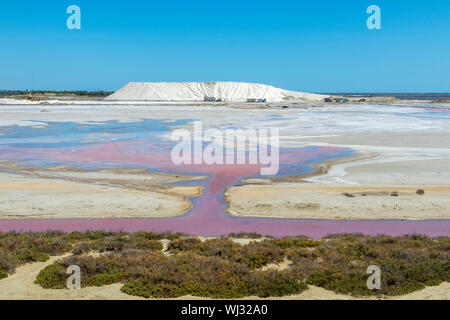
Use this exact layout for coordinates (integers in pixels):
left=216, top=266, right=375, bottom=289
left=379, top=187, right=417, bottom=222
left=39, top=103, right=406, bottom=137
left=105, top=81, right=326, bottom=102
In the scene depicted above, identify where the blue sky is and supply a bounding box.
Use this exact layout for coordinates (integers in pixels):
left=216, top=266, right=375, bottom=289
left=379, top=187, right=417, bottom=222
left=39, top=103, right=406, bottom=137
left=0, top=0, right=449, bottom=92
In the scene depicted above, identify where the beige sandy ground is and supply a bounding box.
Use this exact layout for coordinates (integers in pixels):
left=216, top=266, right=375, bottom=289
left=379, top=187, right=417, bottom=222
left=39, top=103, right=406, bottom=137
left=226, top=152, right=450, bottom=220
left=343, top=159, right=450, bottom=185
left=0, top=254, right=140, bottom=300
left=0, top=163, right=207, bottom=219
left=2, top=155, right=450, bottom=220
left=0, top=252, right=448, bottom=300
left=225, top=184, right=450, bottom=220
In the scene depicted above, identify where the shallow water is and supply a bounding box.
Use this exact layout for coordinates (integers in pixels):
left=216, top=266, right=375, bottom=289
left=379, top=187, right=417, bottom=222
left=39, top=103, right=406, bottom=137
left=0, top=116, right=449, bottom=238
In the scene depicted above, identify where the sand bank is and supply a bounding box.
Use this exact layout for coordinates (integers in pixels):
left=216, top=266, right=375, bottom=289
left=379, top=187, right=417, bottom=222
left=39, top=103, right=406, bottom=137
left=225, top=184, right=450, bottom=220
left=0, top=163, right=206, bottom=219
left=342, top=158, right=450, bottom=185
left=226, top=149, right=450, bottom=220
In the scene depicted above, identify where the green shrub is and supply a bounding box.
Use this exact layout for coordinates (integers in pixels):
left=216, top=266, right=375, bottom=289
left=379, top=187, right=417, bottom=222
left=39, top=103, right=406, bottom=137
left=270, top=236, right=320, bottom=249
left=228, top=232, right=263, bottom=239
left=134, top=240, right=163, bottom=251
left=168, top=238, right=202, bottom=252
left=0, top=269, right=8, bottom=280
left=90, top=271, right=125, bottom=286
left=4, top=231, right=446, bottom=298
left=238, top=241, right=284, bottom=269
left=35, top=263, right=67, bottom=289
left=302, top=234, right=450, bottom=296
left=122, top=280, right=187, bottom=298
left=249, top=270, right=307, bottom=297
left=307, top=270, right=371, bottom=296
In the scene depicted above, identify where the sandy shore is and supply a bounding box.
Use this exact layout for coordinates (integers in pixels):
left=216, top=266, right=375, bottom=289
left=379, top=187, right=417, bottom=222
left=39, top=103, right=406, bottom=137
left=226, top=155, right=450, bottom=220
left=342, top=158, right=450, bottom=185
left=225, top=184, right=450, bottom=220
left=0, top=162, right=206, bottom=219
left=225, top=127, right=450, bottom=220
left=0, top=252, right=447, bottom=300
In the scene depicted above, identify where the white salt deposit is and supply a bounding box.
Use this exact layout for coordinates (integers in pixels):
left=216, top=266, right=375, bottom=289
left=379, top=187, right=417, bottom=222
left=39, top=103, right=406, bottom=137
left=105, top=81, right=327, bottom=102
left=0, top=98, right=39, bottom=105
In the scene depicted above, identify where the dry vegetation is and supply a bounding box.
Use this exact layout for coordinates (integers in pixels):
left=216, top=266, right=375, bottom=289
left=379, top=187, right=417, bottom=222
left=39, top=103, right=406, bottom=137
left=1, top=231, right=448, bottom=298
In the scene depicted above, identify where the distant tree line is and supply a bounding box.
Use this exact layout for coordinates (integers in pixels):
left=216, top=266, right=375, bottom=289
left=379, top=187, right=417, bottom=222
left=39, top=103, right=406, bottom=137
left=0, top=90, right=113, bottom=97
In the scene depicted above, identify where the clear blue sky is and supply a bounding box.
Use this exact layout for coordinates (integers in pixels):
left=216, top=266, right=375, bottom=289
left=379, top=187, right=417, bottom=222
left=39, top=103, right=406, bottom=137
left=1, top=0, right=449, bottom=92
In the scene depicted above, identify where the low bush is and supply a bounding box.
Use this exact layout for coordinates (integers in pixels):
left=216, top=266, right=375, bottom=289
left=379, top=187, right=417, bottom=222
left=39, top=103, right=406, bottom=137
left=1, top=231, right=445, bottom=299
left=35, top=263, right=67, bottom=289
left=298, top=234, right=450, bottom=296
left=0, top=231, right=173, bottom=279
left=249, top=270, right=307, bottom=297
left=0, top=269, right=8, bottom=280
left=270, top=236, right=320, bottom=249
left=238, top=240, right=284, bottom=269
left=169, top=238, right=283, bottom=269
left=120, top=253, right=306, bottom=298
left=0, top=232, right=73, bottom=278
left=227, top=232, right=263, bottom=239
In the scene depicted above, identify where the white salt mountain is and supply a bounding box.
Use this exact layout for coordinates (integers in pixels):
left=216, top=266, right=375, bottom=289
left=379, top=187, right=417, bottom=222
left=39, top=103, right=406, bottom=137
left=105, top=81, right=327, bottom=102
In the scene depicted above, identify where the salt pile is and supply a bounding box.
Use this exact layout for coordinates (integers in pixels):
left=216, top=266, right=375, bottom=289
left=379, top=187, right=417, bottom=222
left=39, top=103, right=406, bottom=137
left=105, top=81, right=326, bottom=102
